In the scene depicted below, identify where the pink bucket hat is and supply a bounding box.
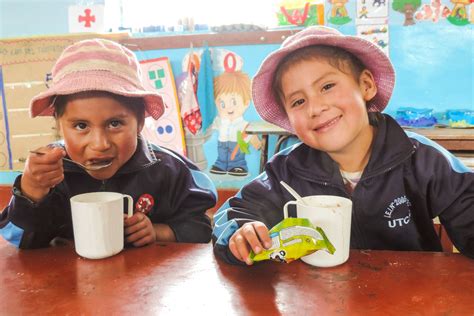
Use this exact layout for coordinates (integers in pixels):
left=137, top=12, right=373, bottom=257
left=30, top=38, right=164, bottom=120
left=252, top=26, right=395, bottom=132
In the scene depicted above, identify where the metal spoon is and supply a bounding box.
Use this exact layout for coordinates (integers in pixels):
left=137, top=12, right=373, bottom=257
left=29, top=150, right=112, bottom=171
left=280, top=181, right=307, bottom=205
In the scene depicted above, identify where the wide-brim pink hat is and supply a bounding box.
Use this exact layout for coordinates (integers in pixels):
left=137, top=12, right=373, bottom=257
left=252, top=26, right=395, bottom=133
left=30, top=38, right=164, bottom=120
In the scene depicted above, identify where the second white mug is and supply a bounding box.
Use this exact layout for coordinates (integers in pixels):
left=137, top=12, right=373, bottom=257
left=283, top=195, right=352, bottom=267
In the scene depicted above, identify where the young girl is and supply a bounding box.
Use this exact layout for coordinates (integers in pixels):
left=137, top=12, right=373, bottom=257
left=212, top=26, right=474, bottom=265
left=0, top=39, right=217, bottom=249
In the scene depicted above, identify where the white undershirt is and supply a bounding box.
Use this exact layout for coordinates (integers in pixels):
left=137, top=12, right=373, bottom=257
left=340, top=169, right=363, bottom=192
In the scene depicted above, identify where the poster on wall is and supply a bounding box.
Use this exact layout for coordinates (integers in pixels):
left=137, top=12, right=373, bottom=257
left=414, top=0, right=451, bottom=23
left=356, top=0, right=389, bottom=56
left=174, top=47, right=263, bottom=189
left=356, top=22, right=389, bottom=55
left=207, top=49, right=262, bottom=178
left=68, top=5, right=105, bottom=33
left=140, top=57, right=186, bottom=156
left=356, top=0, right=389, bottom=20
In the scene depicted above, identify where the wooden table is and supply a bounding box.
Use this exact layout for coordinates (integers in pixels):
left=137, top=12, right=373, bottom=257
left=406, top=127, right=474, bottom=152
left=246, top=121, right=474, bottom=173
left=1, top=239, right=473, bottom=315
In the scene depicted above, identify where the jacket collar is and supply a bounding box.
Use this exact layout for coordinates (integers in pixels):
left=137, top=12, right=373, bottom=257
left=286, top=113, right=415, bottom=182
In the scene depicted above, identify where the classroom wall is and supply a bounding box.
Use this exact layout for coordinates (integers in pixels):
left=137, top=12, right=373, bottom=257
left=1, top=1, right=473, bottom=187
left=1, top=0, right=79, bottom=38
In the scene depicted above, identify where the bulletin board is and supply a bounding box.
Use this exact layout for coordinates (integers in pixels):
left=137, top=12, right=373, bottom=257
left=0, top=32, right=129, bottom=171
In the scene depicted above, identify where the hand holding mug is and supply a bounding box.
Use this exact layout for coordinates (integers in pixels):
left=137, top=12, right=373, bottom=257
left=124, top=212, right=157, bottom=247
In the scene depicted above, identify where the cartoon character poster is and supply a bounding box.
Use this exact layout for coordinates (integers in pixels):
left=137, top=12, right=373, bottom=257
left=209, top=53, right=261, bottom=177
left=356, top=0, right=389, bottom=20
left=446, top=0, right=472, bottom=26
left=174, top=48, right=262, bottom=187
left=328, top=0, right=352, bottom=25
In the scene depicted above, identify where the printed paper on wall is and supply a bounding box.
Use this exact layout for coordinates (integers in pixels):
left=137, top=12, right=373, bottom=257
left=140, top=57, right=186, bottom=156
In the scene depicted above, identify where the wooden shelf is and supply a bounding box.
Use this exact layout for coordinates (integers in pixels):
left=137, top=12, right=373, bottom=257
left=120, top=29, right=301, bottom=50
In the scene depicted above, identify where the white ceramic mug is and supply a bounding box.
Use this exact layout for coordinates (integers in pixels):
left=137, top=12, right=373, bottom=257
left=70, top=192, right=133, bottom=259
left=283, top=195, right=352, bottom=267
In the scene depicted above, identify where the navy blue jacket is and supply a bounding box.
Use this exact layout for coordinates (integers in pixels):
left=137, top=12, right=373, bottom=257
left=1, top=137, right=217, bottom=248
left=213, top=114, right=474, bottom=264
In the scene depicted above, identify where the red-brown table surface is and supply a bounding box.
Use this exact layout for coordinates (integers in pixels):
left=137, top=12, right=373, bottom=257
left=1, top=238, right=473, bottom=315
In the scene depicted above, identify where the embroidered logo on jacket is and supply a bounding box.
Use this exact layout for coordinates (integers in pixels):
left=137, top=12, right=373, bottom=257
left=135, top=194, right=154, bottom=214
left=384, top=195, right=412, bottom=228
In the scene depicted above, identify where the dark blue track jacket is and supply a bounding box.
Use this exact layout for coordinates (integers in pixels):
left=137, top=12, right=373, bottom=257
left=213, top=114, right=474, bottom=264
left=1, top=137, right=217, bottom=248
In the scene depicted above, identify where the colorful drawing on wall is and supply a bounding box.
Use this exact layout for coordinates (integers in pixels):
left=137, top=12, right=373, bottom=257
left=471, top=2, right=474, bottom=22
left=415, top=0, right=451, bottom=22
left=392, top=0, right=422, bottom=26
left=140, top=57, right=186, bottom=156
left=356, top=0, right=389, bottom=55
left=68, top=5, right=105, bottom=33
left=175, top=47, right=211, bottom=170
left=357, top=24, right=390, bottom=55
left=174, top=48, right=262, bottom=179
left=356, top=0, right=389, bottom=20
left=209, top=60, right=262, bottom=177
left=328, top=0, right=352, bottom=25
left=446, top=0, right=472, bottom=26
left=180, top=52, right=202, bottom=135
left=277, top=0, right=325, bottom=26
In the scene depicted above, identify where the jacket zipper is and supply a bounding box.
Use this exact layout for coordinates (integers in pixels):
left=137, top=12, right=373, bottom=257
left=292, top=146, right=416, bottom=249
left=99, top=180, right=107, bottom=191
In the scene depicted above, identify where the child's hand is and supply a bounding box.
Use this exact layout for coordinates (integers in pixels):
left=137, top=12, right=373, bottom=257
left=21, top=147, right=66, bottom=202
left=229, top=221, right=272, bottom=265
left=124, top=212, right=157, bottom=247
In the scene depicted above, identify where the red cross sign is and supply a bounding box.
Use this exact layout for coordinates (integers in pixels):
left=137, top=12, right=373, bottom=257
left=69, top=5, right=105, bottom=33
left=78, top=8, right=96, bottom=28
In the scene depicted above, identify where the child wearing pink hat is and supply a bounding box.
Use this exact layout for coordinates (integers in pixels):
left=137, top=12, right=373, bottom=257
left=1, top=38, right=217, bottom=248
left=213, top=26, right=474, bottom=265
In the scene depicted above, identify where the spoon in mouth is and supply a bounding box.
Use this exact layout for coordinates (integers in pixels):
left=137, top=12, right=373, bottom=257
left=280, top=181, right=307, bottom=205
left=29, top=150, right=112, bottom=171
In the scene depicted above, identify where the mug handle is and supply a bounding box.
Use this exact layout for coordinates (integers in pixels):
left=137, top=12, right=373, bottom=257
left=283, top=201, right=297, bottom=218
left=123, top=194, right=134, bottom=218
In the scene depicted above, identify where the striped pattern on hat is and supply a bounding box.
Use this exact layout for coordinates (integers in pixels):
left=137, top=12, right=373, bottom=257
left=29, top=38, right=164, bottom=120
left=251, top=26, right=395, bottom=133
